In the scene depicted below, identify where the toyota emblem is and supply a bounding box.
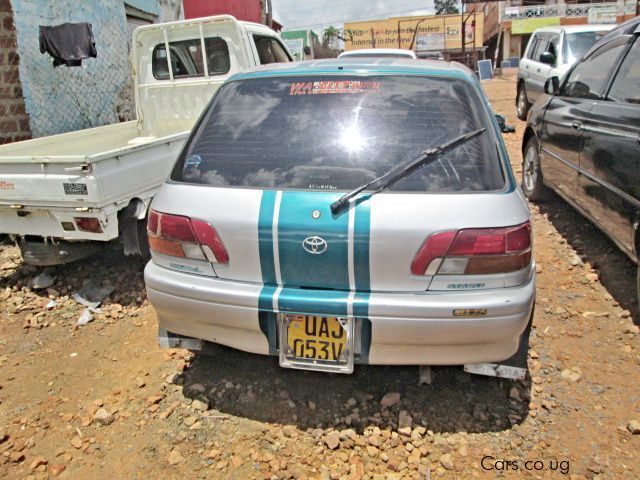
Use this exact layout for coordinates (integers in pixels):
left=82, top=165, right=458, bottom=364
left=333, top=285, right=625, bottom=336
left=302, top=236, right=328, bottom=255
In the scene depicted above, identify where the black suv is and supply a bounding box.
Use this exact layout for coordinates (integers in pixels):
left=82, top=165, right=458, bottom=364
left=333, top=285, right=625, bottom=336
left=521, top=17, right=640, bottom=304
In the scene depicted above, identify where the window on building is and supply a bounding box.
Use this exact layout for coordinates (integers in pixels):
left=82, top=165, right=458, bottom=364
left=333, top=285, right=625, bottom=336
left=152, top=37, right=230, bottom=80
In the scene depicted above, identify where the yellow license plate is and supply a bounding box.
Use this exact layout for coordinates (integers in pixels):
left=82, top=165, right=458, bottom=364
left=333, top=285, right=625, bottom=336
left=285, top=315, right=347, bottom=361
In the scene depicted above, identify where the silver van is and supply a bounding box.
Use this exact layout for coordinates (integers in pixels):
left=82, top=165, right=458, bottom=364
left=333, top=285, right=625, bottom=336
left=516, top=24, right=614, bottom=120
left=145, top=59, right=535, bottom=379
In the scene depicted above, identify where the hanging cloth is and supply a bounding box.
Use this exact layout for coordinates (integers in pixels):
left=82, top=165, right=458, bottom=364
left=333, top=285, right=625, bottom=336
left=39, top=22, right=97, bottom=67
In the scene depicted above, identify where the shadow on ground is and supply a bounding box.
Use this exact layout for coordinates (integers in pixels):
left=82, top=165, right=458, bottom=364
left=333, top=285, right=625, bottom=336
left=178, top=343, right=530, bottom=435
left=535, top=193, right=638, bottom=324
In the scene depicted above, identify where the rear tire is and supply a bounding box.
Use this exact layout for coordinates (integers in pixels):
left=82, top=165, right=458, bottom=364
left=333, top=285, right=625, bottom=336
left=517, top=84, right=530, bottom=120
left=522, top=137, right=548, bottom=202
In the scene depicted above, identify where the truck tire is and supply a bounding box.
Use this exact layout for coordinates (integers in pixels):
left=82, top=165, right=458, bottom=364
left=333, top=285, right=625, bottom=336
left=137, top=217, right=151, bottom=263
left=517, top=84, right=530, bottom=121
left=522, top=137, right=548, bottom=202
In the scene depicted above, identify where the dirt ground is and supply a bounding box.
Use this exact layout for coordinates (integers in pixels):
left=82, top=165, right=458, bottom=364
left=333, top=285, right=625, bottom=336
left=1, top=72, right=639, bottom=480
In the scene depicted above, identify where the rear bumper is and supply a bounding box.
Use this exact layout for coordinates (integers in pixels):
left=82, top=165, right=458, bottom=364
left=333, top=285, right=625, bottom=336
left=145, top=262, right=535, bottom=366
left=0, top=206, right=118, bottom=241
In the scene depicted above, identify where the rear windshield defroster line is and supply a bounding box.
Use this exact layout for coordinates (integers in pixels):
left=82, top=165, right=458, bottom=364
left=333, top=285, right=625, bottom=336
left=171, top=75, right=505, bottom=193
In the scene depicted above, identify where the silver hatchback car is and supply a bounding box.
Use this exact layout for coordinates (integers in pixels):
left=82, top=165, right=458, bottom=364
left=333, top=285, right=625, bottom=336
left=145, top=60, right=535, bottom=378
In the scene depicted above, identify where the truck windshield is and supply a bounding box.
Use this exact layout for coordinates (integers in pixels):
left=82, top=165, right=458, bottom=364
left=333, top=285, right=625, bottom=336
left=172, top=75, right=505, bottom=192
left=563, top=31, right=608, bottom=64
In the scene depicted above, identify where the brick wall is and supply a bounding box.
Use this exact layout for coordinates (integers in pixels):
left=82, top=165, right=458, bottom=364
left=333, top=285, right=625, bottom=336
left=0, top=0, right=31, bottom=144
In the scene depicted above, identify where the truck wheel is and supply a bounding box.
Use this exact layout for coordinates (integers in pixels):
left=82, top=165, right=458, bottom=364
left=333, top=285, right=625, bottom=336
left=517, top=84, right=530, bottom=120
left=522, top=137, right=548, bottom=202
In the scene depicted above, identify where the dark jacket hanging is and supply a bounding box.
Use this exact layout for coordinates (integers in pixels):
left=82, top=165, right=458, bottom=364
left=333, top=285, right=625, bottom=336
left=39, top=22, right=97, bottom=67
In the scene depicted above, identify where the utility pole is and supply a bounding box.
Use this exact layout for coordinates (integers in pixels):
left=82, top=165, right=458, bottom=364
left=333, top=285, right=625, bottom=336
left=266, top=0, right=273, bottom=28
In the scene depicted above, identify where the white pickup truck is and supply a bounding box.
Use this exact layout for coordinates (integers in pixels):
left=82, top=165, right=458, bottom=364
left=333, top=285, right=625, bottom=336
left=0, top=15, right=291, bottom=265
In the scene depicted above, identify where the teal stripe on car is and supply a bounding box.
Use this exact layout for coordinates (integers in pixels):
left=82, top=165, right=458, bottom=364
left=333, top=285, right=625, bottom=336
left=277, top=191, right=350, bottom=290
left=258, top=190, right=277, bottom=285
left=353, top=196, right=372, bottom=362
left=353, top=196, right=371, bottom=291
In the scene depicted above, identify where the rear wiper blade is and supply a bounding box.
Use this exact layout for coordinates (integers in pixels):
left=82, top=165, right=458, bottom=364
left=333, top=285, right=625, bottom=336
left=330, top=128, right=485, bottom=214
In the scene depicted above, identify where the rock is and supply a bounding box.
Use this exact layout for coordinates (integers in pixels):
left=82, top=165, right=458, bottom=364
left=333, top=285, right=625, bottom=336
left=168, top=449, right=184, bottom=465
left=380, top=392, right=400, bottom=407
left=509, top=387, right=522, bottom=401
left=70, top=436, right=83, bottom=449
left=191, top=399, right=208, bottom=411
left=136, top=378, right=146, bottom=388
left=398, top=427, right=412, bottom=437
left=398, top=410, right=413, bottom=430
left=50, top=464, right=66, bottom=477
left=560, top=368, right=582, bottom=382
left=231, top=455, right=243, bottom=468
left=93, top=408, right=114, bottom=426
left=627, top=420, right=640, bottom=434
left=29, top=457, right=47, bottom=470
left=183, top=416, right=197, bottom=427
left=207, top=449, right=221, bottom=459
left=439, top=453, right=454, bottom=470
left=366, top=445, right=379, bottom=456
left=308, top=400, right=316, bottom=410
left=9, top=451, right=25, bottom=463
left=624, top=325, right=640, bottom=335
left=282, top=425, right=295, bottom=438
left=324, top=432, right=340, bottom=450
left=165, top=373, right=180, bottom=384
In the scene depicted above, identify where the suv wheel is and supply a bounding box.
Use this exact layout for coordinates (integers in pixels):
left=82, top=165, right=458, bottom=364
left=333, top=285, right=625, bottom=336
left=517, top=84, right=530, bottom=120
left=522, top=137, right=547, bottom=201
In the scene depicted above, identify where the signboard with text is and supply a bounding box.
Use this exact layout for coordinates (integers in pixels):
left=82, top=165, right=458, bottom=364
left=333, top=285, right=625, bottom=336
left=344, top=13, right=484, bottom=51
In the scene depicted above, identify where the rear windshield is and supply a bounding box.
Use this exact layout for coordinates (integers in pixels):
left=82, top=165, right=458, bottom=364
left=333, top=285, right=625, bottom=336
left=172, top=75, right=505, bottom=192
left=563, top=31, right=609, bottom=64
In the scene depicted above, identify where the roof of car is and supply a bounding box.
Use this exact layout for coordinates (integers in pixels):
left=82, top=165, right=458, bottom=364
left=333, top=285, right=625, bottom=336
left=229, top=58, right=476, bottom=82
left=533, top=24, right=616, bottom=34
left=339, top=48, right=416, bottom=58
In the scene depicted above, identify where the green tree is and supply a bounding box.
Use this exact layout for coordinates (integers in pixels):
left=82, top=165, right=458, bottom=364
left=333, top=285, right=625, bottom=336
left=434, top=0, right=459, bottom=15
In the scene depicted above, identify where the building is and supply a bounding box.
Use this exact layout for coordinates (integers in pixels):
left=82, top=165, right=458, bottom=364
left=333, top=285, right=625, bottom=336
left=0, top=0, right=181, bottom=144
left=182, top=0, right=282, bottom=30
left=469, top=0, right=638, bottom=64
left=281, top=29, right=321, bottom=60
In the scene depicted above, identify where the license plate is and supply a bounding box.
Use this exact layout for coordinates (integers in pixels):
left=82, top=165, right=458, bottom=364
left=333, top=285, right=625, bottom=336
left=279, top=314, right=354, bottom=374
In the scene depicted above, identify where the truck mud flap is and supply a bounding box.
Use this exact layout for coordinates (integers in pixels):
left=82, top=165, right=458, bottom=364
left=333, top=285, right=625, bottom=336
left=18, top=239, right=99, bottom=266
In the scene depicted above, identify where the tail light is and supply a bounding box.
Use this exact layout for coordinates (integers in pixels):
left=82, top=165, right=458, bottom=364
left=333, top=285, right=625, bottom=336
left=74, top=217, right=102, bottom=233
left=147, top=209, right=228, bottom=264
left=411, top=221, right=531, bottom=276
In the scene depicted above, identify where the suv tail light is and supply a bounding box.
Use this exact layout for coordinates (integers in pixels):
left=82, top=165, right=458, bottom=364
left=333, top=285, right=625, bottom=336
left=411, top=221, right=531, bottom=276
left=147, top=209, right=228, bottom=264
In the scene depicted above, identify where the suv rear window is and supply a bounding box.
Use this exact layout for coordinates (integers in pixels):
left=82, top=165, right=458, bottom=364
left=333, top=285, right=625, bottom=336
left=172, top=75, right=505, bottom=192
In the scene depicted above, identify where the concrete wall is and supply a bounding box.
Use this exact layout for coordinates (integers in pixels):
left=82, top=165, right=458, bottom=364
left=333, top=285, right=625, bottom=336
left=0, top=0, right=30, bottom=144
left=9, top=0, right=162, bottom=138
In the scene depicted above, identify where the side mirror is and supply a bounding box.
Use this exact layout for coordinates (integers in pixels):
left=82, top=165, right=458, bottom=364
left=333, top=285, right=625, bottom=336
left=539, top=51, right=556, bottom=66
left=544, top=76, right=560, bottom=95
left=495, top=114, right=516, bottom=133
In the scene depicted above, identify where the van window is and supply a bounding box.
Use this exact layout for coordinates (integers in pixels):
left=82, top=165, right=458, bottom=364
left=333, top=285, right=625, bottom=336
left=563, top=30, right=610, bottom=64
left=172, top=75, right=505, bottom=193
left=608, top=38, right=640, bottom=104
left=152, top=37, right=230, bottom=79
left=253, top=35, right=291, bottom=64
left=562, top=37, right=628, bottom=99
left=531, top=35, right=549, bottom=62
